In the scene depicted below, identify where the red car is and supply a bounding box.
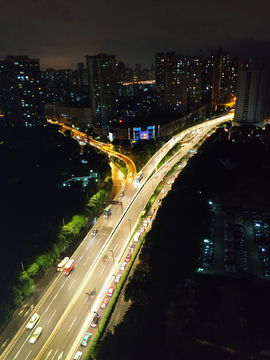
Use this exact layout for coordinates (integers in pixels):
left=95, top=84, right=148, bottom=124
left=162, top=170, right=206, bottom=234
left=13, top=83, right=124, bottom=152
left=100, top=298, right=109, bottom=309
left=107, top=286, right=115, bottom=297
left=125, top=254, right=132, bottom=263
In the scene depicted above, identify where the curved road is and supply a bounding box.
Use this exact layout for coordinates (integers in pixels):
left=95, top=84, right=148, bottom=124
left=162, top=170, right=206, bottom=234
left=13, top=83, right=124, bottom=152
left=1, top=113, right=233, bottom=360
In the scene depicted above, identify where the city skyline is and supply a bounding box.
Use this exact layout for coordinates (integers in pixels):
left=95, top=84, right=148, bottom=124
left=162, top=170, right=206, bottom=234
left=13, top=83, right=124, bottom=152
left=1, top=0, right=270, bottom=70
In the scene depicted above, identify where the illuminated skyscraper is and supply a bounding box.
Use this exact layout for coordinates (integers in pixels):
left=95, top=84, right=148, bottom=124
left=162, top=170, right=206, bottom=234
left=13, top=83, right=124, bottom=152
left=234, top=66, right=270, bottom=126
left=85, top=54, right=117, bottom=128
left=156, top=52, right=187, bottom=113
left=211, top=48, right=235, bottom=105
left=0, top=55, right=46, bottom=127
left=185, top=55, right=202, bottom=108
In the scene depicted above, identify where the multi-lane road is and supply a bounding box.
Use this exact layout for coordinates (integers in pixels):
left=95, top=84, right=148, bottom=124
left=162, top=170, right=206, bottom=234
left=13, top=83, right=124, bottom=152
left=1, top=113, right=233, bottom=360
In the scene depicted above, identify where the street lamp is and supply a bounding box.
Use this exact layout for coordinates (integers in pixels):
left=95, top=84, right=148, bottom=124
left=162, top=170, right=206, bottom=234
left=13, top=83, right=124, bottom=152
left=110, top=250, right=114, bottom=263
left=21, top=259, right=28, bottom=272
left=128, top=219, right=131, bottom=237
left=93, top=311, right=100, bottom=332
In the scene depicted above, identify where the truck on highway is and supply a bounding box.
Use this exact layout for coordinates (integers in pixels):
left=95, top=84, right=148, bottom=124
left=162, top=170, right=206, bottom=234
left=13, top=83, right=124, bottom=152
left=64, top=259, right=75, bottom=275
left=57, top=256, right=69, bottom=272
left=104, top=206, right=111, bottom=218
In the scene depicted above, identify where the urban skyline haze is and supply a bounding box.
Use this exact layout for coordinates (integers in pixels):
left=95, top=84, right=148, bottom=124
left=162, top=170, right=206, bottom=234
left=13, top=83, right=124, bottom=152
left=1, top=0, right=270, bottom=70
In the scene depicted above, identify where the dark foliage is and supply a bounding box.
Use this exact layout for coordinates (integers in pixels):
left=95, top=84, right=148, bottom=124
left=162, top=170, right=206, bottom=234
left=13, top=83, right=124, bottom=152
left=93, top=129, right=270, bottom=360
left=0, top=125, right=111, bottom=326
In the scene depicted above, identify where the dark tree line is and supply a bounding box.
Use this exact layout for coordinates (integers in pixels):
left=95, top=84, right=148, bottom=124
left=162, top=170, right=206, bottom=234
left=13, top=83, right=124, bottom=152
left=0, top=124, right=112, bottom=328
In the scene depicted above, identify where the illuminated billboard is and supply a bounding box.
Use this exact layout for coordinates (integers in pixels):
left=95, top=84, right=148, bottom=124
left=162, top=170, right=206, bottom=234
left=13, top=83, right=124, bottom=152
left=140, top=130, right=149, bottom=140
left=133, top=126, right=155, bottom=140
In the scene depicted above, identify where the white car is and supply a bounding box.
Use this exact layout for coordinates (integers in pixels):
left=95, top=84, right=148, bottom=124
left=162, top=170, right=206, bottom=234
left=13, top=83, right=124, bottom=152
left=26, top=313, right=39, bottom=329
left=74, top=351, right=83, bottom=360
left=29, top=326, right=42, bottom=343
left=114, top=274, right=122, bottom=283
left=120, top=262, right=127, bottom=271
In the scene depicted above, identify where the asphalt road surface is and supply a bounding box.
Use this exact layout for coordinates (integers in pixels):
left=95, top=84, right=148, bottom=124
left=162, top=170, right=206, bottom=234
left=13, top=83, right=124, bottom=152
left=1, top=114, right=233, bottom=360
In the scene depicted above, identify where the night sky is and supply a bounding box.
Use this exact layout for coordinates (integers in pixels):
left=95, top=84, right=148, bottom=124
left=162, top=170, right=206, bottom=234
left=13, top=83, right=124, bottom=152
left=1, top=0, right=270, bottom=70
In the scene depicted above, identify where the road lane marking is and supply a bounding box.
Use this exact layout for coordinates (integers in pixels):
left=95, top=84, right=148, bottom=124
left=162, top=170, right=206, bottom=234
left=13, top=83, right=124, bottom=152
left=45, top=349, right=52, bottom=360
left=51, top=349, right=59, bottom=359
left=100, top=265, right=106, bottom=275
left=44, top=305, right=50, bottom=314
left=124, top=226, right=127, bottom=232
left=58, top=351, right=64, bottom=359
left=68, top=317, right=77, bottom=332
left=25, top=350, right=32, bottom=360
left=47, top=310, right=56, bottom=325
left=68, top=280, right=75, bottom=291
left=1, top=339, right=8, bottom=348
left=13, top=331, right=32, bottom=359
left=83, top=256, right=90, bottom=266
left=113, top=244, right=118, bottom=252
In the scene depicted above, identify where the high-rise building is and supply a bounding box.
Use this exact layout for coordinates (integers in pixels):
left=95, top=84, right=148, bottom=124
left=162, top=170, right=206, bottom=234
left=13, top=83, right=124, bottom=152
left=201, top=49, right=239, bottom=108
left=73, top=63, right=87, bottom=86
left=85, top=54, right=117, bottom=128
left=201, top=56, right=214, bottom=104
left=0, top=55, right=46, bottom=126
left=234, top=65, right=270, bottom=126
left=156, top=52, right=187, bottom=113
left=211, top=48, right=235, bottom=105
left=185, top=55, right=202, bottom=109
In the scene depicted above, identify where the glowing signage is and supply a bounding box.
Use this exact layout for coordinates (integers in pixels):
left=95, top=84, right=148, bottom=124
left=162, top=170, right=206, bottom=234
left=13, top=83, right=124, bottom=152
left=140, top=131, right=149, bottom=140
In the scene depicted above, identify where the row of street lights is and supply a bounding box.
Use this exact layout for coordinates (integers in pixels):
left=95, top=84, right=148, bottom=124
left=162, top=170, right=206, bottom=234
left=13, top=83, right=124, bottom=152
left=91, top=219, right=134, bottom=333
left=19, top=216, right=134, bottom=319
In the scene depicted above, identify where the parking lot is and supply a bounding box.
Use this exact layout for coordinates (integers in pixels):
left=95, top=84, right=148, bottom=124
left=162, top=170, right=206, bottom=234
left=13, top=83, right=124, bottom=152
left=203, top=210, right=267, bottom=279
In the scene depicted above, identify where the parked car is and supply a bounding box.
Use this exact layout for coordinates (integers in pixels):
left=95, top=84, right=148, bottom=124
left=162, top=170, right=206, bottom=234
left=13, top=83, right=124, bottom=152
left=114, top=274, right=122, bottom=283
left=91, top=314, right=101, bottom=328
left=81, top=332, right=92, bottom=346
left=125, top=254, right=132, bottom=263
left=101, top=298, right=109, bottom=309
left=120, top=262, right=127, bottom=271
left=107, top=286, right=115, bottom=297
left=74, top=351, right=83, bottom=359
left=129, top=244, right=135, bottom=253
